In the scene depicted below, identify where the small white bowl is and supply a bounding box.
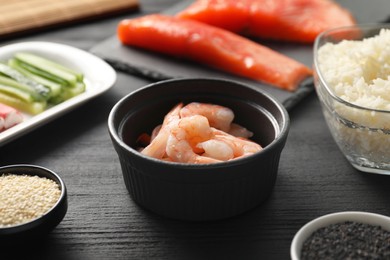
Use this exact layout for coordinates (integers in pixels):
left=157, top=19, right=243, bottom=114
left=291, top=211, right=390, bottom=260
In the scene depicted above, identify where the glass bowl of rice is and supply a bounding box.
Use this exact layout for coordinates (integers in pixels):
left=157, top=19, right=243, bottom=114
left=314, top=24, right=390, bottom=174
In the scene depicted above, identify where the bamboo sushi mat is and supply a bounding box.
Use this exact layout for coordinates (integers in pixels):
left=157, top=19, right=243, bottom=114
left=0, top=0, right=139, bottom=38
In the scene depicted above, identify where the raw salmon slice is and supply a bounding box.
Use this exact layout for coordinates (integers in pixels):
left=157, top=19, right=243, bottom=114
left=176, top=0, right=356, bottom=43
left=117, top=14, right=312, bottom=91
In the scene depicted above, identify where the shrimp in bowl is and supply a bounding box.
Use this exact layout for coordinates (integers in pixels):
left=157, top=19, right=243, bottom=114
left=108, top=78, right=289, bottom=221
left=137, top=102, right=262, bottom=164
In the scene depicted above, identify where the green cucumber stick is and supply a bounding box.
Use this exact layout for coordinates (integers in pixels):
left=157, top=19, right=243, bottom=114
left=0, top=84, right=33, bottom=103
left=15, top=53, right=78, bottom=87
left=0, top=92, right=46, bottom=115
left=0, top=63, right=50, bottom=100
left=8, top=59, right=62, bottom=98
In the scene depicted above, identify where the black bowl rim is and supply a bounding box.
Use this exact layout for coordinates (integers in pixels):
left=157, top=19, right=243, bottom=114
left=0, top=164, right=67, bottom=233
left=108, top=78, right=290, bottom=169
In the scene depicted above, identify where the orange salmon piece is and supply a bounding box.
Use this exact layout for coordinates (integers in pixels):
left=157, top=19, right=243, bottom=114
left=117, top=14, right=312, bottom=91
left=176, top=0, right=356, bottom=43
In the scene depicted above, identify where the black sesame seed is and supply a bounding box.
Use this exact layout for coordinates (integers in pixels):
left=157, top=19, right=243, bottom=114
left=301, top=221, right=390, bottom=260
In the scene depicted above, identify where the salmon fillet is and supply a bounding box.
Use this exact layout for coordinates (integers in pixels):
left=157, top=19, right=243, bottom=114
left=176, top=0, right=356, bottom=43
left=117, top=14, right=312, bottom=91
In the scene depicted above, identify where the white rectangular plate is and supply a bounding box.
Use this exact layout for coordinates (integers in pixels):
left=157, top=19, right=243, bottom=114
left=0, top=41, right=117, bottom=146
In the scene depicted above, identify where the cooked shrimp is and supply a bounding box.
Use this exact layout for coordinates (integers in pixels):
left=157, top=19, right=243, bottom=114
left=180, top=102, right=234, bottom=132
left=140, top=102, right=260, bottom=163
left=166, top=115, right=220, bottom=164
left=211, top=128, right=262, bottom=158
left=196, top=139, right=234, bottom=161
left=141, top=103, right=182, bottom=158
left=228, top=123, right=254, bottom=138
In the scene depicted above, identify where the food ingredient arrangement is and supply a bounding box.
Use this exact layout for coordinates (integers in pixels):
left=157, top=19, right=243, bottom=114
left=0, top=52, right=85, bottom=132
left=117, top=0, right=356, bottom=91
left=2, top=0, right=389, bottom=256
left=316, top=28, right=390, bottom=171
left=137, top=102, right=262, bottom=164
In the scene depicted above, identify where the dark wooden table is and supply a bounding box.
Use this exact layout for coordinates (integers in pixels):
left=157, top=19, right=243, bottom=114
left=1, top=1, right=390, bottom=259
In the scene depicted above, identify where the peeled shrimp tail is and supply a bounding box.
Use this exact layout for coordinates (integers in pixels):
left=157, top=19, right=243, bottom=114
left=141, top=103, right=183, bottom=158
left=228, top=123, right=254, bottom=138
left=211, top=128, right=262, bottom=158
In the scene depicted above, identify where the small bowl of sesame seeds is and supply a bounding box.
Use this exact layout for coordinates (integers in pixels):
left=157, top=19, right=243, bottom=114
left=0, top=164, right=67, bottom=241
left=291, top=211, right=390, bottom=260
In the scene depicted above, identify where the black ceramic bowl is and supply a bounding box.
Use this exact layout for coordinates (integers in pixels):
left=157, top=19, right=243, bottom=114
left=108, top=78, right=289, bottom=221
left=0, top=164, right=67, bottom=241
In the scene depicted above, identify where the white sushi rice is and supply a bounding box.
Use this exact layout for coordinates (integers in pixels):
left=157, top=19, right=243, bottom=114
left=318, top=28, right=390, bottom=111
left=317, top=28, right=390, bottom=170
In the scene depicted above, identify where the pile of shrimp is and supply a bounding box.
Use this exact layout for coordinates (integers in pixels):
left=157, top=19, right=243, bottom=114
left=136, top=102, right=262, bottom=164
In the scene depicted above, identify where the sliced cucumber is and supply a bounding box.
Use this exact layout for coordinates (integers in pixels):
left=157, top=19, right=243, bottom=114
left=15, top=53, right=79, bottom=87
left=0, top=75, right=36, bottom=100
left=0, top=63, right=50, bottom=100
left=14, top=59, right=71, bottom=86
left=50, top=82, right=86, bottom=104
left=9, top=59, right=62, bottom=98
left=0, top=84, right=33, bottom=103
left=1, top=52, right=85, bottom=114
left=16, top=52, right=83, bottom=81
left=0, top=92, right=46, bottom=115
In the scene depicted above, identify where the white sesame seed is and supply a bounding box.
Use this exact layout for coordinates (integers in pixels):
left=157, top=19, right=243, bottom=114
left=0, top=174, right=61, bottom=227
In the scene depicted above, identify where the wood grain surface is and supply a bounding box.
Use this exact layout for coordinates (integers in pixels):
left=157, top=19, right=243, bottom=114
left=0, top=0, right=139, bottom=38
left=1, top=0, right=390, bottom=259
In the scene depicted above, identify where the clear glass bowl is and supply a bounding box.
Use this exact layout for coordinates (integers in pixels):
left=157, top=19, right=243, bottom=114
left=314, top=24, right=390, bottom=175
